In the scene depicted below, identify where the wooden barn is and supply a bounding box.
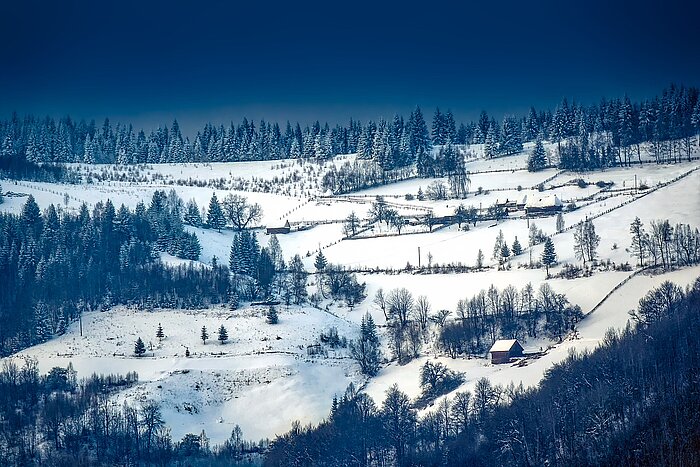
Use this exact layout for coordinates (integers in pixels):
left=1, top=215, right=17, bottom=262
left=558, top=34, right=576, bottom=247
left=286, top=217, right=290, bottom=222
left=524, top=194, right=563, bottom=215
left=266, top=220, right=291, bottom=235
left=489, top=339, right=524, bottom=364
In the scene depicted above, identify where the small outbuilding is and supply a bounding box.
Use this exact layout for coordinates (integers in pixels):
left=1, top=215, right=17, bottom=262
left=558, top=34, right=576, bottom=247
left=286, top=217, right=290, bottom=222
left=266, top=220, right=291, bottom=235
left=489, top=339, right=524, bottom=364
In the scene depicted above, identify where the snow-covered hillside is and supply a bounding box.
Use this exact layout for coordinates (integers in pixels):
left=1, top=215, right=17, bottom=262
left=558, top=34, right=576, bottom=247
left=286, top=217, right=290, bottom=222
left=2, top=142, right=699, bottom=443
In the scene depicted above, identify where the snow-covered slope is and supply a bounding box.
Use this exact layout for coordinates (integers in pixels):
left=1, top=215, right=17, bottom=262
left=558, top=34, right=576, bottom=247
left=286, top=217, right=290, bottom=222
left=2, top=143, right=699, bottom=443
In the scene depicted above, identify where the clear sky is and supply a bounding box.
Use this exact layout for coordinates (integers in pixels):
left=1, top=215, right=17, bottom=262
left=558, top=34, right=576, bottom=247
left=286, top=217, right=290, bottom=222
left=2, top=0, right=699, bottom=135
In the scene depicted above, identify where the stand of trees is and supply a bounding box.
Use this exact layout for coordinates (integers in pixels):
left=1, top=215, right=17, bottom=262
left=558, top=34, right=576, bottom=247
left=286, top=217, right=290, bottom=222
left=629, top=217, right=700, bottom=269
left=440, top=282, right=581, bottom=357
left=265, top=277, right=700, bottom=466
left=3, top=85, right=695, bottom=189
left=0, top=193, right=230, bottom=357
left=0, top=360, right=262, bottom=466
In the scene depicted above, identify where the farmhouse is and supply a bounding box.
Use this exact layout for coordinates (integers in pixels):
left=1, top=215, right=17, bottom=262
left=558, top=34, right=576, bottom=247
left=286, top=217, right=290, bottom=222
left=495, top=198, right=519, bottom=212
left=489, top=339, right=524, bottom=364
left=266, top=220, right=291, bottom=235
left=524, top=194, right=563, bottom=215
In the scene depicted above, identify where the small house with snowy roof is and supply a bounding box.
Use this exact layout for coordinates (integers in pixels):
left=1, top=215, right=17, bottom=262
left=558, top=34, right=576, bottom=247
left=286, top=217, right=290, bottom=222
left=489, top=339, right=524, bottom=364
left=524, top=194, right=563, bottom=215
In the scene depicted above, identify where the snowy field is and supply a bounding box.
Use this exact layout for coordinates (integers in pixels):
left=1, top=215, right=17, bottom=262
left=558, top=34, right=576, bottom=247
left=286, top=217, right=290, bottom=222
left=2, top=142, right=700, bottom=443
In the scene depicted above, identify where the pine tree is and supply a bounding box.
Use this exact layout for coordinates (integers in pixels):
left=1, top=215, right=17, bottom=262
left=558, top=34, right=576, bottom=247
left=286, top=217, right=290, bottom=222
left=218, top=325, right=228, bottom=344
left=431, top=108, right=445, bottom=145
left=350, top=313, right=381, bottom=376
left=528, top=139, right=547, bottom=172
left=289, top=254, right=308, bottom=304
left=541, top=237, right=556, bottom=277
left=201, top=326, right=209, bottom=344
left=493, top=230, right=505, bottom=260
left=500, top=243, right=511, bottom=261
left=156, top=323, right=164, bottom=342
left=266, top=306, right=279, bottom=324
left=512, top=237, right=523, bottom=255
left=476, top=249, right=484, bottom=269
left=314, top=250, right=327, bottom=272
left=228, top=290, right=239, bottom=310
left=134, top=337, right=146, bottom=357
left=206, top=193, right=226, bottom=232
left=268, top=233, right=284, bottom=270
left=484, top=123, right=498, bottom=158
left=499, top=115, right=523, bottom=155
left=184, top=199, right=202, bottom=226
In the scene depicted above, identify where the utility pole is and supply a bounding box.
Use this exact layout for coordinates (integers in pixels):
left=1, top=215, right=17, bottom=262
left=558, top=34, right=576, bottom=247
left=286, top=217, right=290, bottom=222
left=418, top=247, right=421, bottom=268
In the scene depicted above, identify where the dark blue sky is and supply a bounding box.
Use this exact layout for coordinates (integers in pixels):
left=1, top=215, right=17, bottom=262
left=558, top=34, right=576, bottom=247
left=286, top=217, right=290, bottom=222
left=2, top=0, right=699, bottom=135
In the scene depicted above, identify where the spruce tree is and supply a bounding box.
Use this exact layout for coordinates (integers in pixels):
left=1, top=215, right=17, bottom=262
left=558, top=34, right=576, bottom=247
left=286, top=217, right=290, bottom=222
left=484, top=123, right=499, bottom=158
left=184, top=199, right=202, bottom=226
left=476, top=249, right=484, bottom=269
left=156, top=323, right=164, bottom=342
left=218, top=325, right=228, bottom=344
left=350, top=313, right=381, bottom=376
left=201, top=326, right=209, bottom=344
left=207, top=193, right=226, bottom=232
left=228, top=290, right=239, bottom=310
left=134, top=337, right=146, bottom=357
left=266, top=306, right=279, bottom=324
left=512, top=237, right=523, bottom=255
left=542, top=237, right=557, bottom=277
left=493, top=230, right=505, bottom=260
left=314, top=250, right=328, bottom=272
left=501, top=243, right=511, bottom=261
left=528, top=139, right=547, bottom=172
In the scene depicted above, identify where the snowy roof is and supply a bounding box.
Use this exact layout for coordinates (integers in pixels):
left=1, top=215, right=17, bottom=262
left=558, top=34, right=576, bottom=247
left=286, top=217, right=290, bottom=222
left=525, top=194, right=562, bottom=209
left=489, top=339, right=521, bottom=353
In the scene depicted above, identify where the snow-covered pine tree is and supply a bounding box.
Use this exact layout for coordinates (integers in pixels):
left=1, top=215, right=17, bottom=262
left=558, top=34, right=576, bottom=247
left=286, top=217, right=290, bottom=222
left=314, top=250, right=327, bottom=272
left=350, top=312, right=381, bottom=376
left=512, top=237, right=523, bottom=256
left=541, top=237, right=557, bottom=277
left=499, top=115, right=523, bottom=155
left=431, top=108, right=445, bottom=145
left=528, top=139, right=547, bottom=172
left=134, top=337, right=146, bottom=357
left=484, top=122, right=498, bottom=158
left=493, top=230, right=505, bottom=260
left=184, top=199, right=202, bottom=226
left=218, top=325, right=228, bottom=344
left=201, top=326, right=209, bottom=344
left=266, top=306, right=278, bottom=324
left=156, top=323, right=164, bottom=342
left=206, top=193, right=226, bottom=232
left=500, top=243, right=511, bottom=262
